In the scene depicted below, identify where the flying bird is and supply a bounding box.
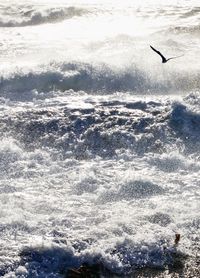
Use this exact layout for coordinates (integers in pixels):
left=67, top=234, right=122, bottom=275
left=150, top=45, right=183, bottom=63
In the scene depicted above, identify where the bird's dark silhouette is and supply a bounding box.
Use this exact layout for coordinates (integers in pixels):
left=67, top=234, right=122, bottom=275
left=150, top=45, right=183, bottom=63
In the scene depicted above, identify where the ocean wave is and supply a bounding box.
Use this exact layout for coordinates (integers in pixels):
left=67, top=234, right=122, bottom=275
left=0, top=62, right=151, bottom=97
left=170, top=100, right=200, bottom=138
left=0, top=6, right=89, bottom=27
left=168, top=24, right=200, bottom=35
left=98, top=179, right=164, bottom=203
left=0, top=94, right=161, bottom=157
left=0, top=62, right=199, bottom=100
left=17, top=238, right=188, bottom=276
left=0, top=92, right=199, bottom=159
left=179, top=7, right=200, bottom=19
left=169, top=94, right=200, bottom=154
left=0, top=137, right=51, bottom=179
left=147, top=152, right=200, bottom=173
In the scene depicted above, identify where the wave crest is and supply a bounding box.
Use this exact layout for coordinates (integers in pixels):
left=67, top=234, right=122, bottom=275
left=0, top=6, right=89, bottom=27
left=1, top=61, right=199, bottom=100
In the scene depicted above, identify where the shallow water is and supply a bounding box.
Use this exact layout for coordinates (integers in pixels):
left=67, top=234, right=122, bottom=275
left=0, top=1, right=199, bottom=277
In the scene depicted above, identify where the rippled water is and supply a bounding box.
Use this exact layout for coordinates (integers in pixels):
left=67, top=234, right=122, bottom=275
left=0, top=0, right=199, bottom=277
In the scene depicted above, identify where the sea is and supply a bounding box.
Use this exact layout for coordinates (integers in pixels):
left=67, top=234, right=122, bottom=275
left=0, top=0, right=199, bottom=277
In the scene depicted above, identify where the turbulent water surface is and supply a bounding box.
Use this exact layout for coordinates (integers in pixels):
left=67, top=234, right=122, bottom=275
left=0, top=0, right=199, bottom=277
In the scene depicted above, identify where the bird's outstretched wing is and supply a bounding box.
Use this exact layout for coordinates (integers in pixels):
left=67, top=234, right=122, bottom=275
left=150, top=45, right=166, bottom=62
left=167, top=55, right=184, bottom=61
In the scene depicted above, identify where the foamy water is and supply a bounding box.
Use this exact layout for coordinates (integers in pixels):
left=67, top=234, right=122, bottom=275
left=0, top=0, right=199, bottom=277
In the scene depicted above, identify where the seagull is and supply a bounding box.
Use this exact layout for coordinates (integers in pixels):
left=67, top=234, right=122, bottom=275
left=150, top=45, right=183, bottom=63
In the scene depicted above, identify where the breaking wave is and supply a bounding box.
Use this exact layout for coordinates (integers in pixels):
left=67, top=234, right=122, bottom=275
left=179, top=6, right=200, bottom=19
left=169, top=24, right=200, bottom=35
left=1, top=90, right=199, bottom=160
left=0, top=6, right=89, bottom=27
left=16, top=240, right=188, bottom=276
left=0, top=62, right=199, bottom=100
